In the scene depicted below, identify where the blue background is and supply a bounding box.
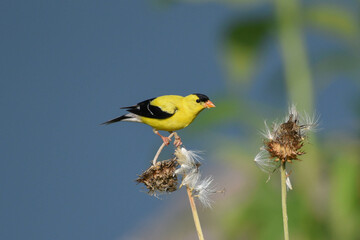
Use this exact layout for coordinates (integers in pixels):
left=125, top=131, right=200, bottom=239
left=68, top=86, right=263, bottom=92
left=1, top=1, right=228, bottom=239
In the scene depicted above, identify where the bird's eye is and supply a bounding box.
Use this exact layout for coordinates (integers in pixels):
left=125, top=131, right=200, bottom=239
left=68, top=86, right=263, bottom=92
left=196, top=99, right=200, bottom=103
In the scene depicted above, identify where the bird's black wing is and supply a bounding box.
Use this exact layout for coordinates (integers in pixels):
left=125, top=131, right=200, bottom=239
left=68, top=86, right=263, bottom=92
left=121, top=98, right=174, bottom=119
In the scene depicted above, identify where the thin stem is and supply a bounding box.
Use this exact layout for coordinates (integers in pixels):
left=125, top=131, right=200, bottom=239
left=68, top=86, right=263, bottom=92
left=187, top=187, right=205, bottom=240
left=281, top=162, right=290, bottom=240
left=275, top=0, right=320, bottom=214
left=176, top=135, right=204, bottom=239
left=152, top=132, right=175, bottom=165
left=152, top=133, right=204, bottom=239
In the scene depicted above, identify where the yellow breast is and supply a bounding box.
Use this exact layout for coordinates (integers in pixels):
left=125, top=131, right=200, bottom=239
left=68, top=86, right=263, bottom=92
left=140, top=109, right=199, bottom=131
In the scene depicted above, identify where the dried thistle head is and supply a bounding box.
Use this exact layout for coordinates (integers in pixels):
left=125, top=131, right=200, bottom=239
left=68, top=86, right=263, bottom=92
left=136, top=159, right=178, bottom=195
left=265, top=113, right=304, bottom=163
left=137, top=147, right=221, bottom=207
left=255, top=105, right=318, bottom=173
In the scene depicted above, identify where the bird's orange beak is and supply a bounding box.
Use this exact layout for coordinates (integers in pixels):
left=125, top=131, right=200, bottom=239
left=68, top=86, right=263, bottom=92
left=204, top=100, right=216, bottom=108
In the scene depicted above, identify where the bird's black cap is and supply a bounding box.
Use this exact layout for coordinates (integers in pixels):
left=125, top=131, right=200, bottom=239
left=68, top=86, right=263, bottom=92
left=193, top=93, right=210, bottom=102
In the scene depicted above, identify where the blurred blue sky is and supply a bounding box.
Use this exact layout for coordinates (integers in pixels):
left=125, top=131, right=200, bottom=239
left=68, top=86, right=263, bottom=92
left=0, top=1, right=231, bottom=240
left=1, top=1, right=359, bottom=240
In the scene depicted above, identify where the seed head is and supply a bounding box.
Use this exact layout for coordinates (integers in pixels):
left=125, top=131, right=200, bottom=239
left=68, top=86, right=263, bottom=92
left=265, top=113, right=305, bottom=163
left=136, top=159, right=178, bottom=195
left=255, top=105, right=318, bottom=173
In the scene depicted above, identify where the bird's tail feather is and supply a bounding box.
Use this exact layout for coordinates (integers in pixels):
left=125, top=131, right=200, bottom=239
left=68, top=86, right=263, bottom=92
left=101, top=115, right=131, bottom=125
left=102, top=113, right=140, bottom=125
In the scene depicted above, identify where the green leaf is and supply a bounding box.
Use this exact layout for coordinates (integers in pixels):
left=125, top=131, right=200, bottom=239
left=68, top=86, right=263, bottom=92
left=222, top=16, right=274, bottom=85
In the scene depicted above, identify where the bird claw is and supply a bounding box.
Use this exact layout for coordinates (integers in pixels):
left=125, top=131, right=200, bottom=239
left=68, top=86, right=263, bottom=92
left=174, top=136, right=182, bottom=147
left=156, top=131, right=181, bottom=147
left=161, top=136, right=171, bottom=146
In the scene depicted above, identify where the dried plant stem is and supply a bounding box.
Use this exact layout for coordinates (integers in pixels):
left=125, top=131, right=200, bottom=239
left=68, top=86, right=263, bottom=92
left=152, top=132, right=175, bottom=165
left=151, top=132, right=205, bottom=239
left=179, top=134, right=204, bottom=240
left=187, top=187, right=205, bottom=240
left=281, top=162, right=290, bottom=240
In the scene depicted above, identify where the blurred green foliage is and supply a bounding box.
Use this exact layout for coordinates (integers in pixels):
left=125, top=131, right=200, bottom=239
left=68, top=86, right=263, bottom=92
left=203, top=0, right=359, bottom=239
left=210, top=0, right=360, bottom=239
left=223, top=16, right=273, bottom=84
left=146, top=0, right=360, bottom=239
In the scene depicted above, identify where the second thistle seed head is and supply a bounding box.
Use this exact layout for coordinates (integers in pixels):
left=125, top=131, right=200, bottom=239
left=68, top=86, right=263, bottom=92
left=255, top=105, right=318, bottom=173
left=265, top=114, right=305, bottom=163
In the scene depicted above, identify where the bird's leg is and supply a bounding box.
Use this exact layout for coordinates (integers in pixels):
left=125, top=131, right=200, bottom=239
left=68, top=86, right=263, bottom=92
left=153, top=129, right=171, bottom=146
left=172, top=131, right=182, bottom=147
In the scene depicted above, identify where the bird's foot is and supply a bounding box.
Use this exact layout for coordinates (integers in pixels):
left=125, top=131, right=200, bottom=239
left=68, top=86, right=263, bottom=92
left=172, top=132, right=182, bottom=147
left=174, top=136, right=182, bottom=147
left=160, top=136, right=171, bottom=146
left=154, top=130, right=171, bottom=146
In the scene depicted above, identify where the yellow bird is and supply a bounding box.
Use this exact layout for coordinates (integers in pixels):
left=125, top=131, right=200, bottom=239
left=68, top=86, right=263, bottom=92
left=102, top=93, right=215, bottom=145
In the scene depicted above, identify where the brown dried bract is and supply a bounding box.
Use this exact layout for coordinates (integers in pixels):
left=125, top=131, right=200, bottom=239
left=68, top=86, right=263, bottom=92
left=265, top=114, right=305, bottom=163
left=136, top=159, right=178, bottom=195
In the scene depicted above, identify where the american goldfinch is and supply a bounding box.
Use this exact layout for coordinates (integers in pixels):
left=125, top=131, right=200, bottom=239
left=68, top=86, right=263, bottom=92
left=102, top=93, right=215, bottom=145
